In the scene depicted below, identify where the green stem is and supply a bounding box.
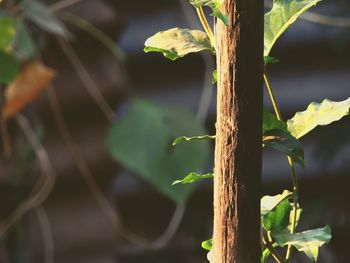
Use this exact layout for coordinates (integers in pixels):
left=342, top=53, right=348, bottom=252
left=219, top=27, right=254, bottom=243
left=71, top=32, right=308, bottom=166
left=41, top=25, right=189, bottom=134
left=196, top=7, right=215, bottom=47
left=263, top=236, right=284, bottom=263
left=263, top=71, right=299, bottom=262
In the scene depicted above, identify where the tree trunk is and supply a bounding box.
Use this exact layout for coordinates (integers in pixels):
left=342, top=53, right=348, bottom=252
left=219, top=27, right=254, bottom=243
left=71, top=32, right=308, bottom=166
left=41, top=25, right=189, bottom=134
left=212, top=0, right=264, bottom=262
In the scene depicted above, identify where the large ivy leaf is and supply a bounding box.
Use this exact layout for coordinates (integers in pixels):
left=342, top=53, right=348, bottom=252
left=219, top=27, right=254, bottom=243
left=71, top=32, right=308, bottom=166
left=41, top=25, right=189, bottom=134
left=144, top=28, right=212, bottom=60
left=264, top=0, right=321, bottom=56
left=190, top=0, right=229, bottom=26
left=261, top=190, right=293, bottom=217
left=263, top=198, right=292, bottom=232
left=263, top=129, right=304, bottom=167
left=263, top=108, right=287, bottom=133
left=106, top=100, right=210, bottom=203
left=0, top=50, right=20, bottom=85
left=0, top=16, right=16, bottom=49
left=287, top=97, right=350, bottom=139
left=20, top=0, right=69, bottom=38
left=173, top=135, right=215, bottom=146
left=172, top=172, right=213, bottom=185
left=274, top=225, right=332, bottom=261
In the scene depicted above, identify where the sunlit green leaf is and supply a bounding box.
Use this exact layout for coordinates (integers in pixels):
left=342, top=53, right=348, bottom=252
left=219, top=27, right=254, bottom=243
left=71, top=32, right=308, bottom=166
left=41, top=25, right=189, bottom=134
left=106, top=100, right=210, bottom=203
left=264, top=0, right=321, bottom=56
left=0, top=50, right=20, bottom=84
left=287, top=97, right=350, bottom=139
left=173, top=135, right=215, bottom=146
left=263, top=129, right=304, bottom=167
left=172, top=172, right=213, bottom=185
left=274, top=225, right=332, bottom=261
left=190, top=0, right=229, bottom=26
left=0, top=16, right=16, bottom=49
left=201, top=238, right=213, bottom=251
left=263, top=198, right=291, bottom=232
left=21, top=0, right=69, bottom=38
left=263, top=108, right=287, bottom=133
left=144, top=28, right=212, bottom=60
left=261, top=190, right=293, bottom=217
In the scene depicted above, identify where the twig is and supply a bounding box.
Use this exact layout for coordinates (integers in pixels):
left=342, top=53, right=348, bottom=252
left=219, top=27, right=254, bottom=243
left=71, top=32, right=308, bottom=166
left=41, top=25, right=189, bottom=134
left=46, top=86, right=185, bottom=249
left=57, top=12, right=126, bottom=61
left=57, top=38, right=117, bottom=123
left=0, top=115, right=55, bottom=238
left=35, top=206, right=55, bottom=263
left=49, top=0, right=83, bottom=12
left=0, top=85, right=12, bottom=158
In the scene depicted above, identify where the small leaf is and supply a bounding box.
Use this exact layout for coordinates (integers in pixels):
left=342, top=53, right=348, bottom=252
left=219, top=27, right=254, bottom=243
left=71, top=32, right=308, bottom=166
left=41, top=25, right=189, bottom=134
left=212, top=69, right=217, bottom=84
left=0, top=50, right=20, bottom=85
left=144, top=28, right=212, bottom=60
left=190, top=0, right=229, bottom=26
left=173, top=135, right=215, bottom=146
left=263, top=108, right=287, bottom=133
left=261, top=190, right=293, bottom=217
left=264, top=0, right=321, bottom=56
left=287, top=97, right=350, bottom=139
left=263, top=129, right=305, bottom=167
left=274, top=225, right=332, bottom=261
left=0, top=16, right=16, bottom=49
left=264, top=56, right=280, bottom=65
left=263, top=198, right=291, bottom=232
left=201, top=238, right=213, bottom=251
left=20, top=0, right=70, bottom=38
left=3, top=62, right=56, bottom=119
left=12, top=20, right=36, bottom=59
left=172, top=172, right=213, bottom=185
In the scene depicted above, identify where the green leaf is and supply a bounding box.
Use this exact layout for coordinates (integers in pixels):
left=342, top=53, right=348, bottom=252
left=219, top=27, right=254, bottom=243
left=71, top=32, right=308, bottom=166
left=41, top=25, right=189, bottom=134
left=106, top=100, right=210, bottom=203
left=0, top=16, right=16, bottom=49
left=144, top=28, right=212, bottom=60
left=287, top=97, right=350, bottom=139
left=263, top=129, right=305, bottom=167
left=172, top=172, right=213, bottom=185
left=12, top=20, right=36, bottom=59
left=274, top=225, right=332, bottom=261
left=261, top=190, right=293, bottom=217
left=212, top=69, right=217, bottom=84
left=173, top=135, right=215, bottom=146
left=190, top=0, right=229, bottom=26
left=264, top=56, right=280, bottom=65
left=263, top=108, right=287, bottom=133
left=0, top=50, right=20, bottom=84
left=264, top=0, right=321, bottom=56
left=20, top=0, right=69, bottom=38
left=263, top=198, right=291, bottom=232
left=201, top=238, right=213, bottom=251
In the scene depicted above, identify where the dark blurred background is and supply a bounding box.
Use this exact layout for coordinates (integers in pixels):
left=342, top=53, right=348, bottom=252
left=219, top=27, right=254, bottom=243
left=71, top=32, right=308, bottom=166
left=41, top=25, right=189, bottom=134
left=0, top=0, right=350, bottom=262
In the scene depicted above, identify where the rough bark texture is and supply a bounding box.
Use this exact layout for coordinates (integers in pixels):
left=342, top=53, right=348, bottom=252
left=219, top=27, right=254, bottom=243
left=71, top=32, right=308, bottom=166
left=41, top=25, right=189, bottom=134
left=212, top=0, right=264, bottom=262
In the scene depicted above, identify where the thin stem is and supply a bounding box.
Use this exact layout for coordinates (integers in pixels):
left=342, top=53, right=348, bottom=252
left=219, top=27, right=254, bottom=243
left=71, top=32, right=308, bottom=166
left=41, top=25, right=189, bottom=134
left=263, top=71, right=299, bottom=262
left=196, top=7, right=215, bottom=47
left=263, top=236, right=284, bottom=263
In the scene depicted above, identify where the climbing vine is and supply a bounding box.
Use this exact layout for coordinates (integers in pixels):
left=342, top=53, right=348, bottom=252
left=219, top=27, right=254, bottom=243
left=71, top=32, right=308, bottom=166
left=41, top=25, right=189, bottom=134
left=141, top=0, right=350, bottom=262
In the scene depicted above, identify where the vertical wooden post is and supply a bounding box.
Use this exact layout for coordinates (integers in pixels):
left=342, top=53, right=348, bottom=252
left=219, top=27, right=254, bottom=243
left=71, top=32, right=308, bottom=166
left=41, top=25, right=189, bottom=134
left=212, top=0, right=264, bottom=262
